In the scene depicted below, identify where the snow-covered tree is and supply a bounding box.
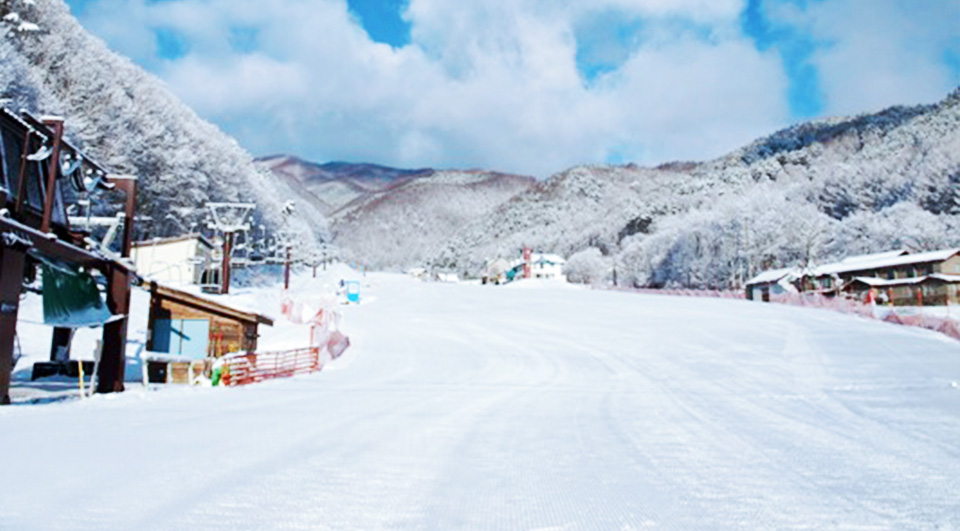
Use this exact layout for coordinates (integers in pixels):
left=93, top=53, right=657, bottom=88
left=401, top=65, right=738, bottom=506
left=563, top=247, right=608, bottom=286
left=0, top=0, right=327, bottom=244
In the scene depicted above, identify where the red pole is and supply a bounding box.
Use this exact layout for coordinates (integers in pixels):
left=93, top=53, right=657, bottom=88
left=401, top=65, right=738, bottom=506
left=523, top=246, right=531, bottom=279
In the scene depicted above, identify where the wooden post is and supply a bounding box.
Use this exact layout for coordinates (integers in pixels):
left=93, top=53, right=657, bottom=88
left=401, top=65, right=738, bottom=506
left=0, top=244, right=27, bottom=405
left=14, top=130, right=32, bottom=215
left=97, top=264, right=129, bottom=393
left=221, top=231, right=233, bottom=295
left=97, top=175, right=136, bottom=394
left=284, top=246, right=291, bottom=290
left=40, top=118, right=64, bottom=234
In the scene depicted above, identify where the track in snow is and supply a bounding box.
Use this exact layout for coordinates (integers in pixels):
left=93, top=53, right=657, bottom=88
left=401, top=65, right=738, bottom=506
left=1, top=273, right=959, bottom=529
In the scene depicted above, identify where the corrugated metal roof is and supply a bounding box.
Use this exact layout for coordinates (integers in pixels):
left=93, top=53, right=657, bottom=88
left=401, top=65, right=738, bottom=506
left=815, top=249, right=959, bottom=276
left=847, top=273, right=960, bottom=288
left=745, top=267, right=799, bottom=286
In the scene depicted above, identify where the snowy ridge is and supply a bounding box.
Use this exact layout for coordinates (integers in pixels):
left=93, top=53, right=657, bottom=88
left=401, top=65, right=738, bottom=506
left=428, top=88, right=960, bottom=288
left=256, top=156, right=435, bottom=215
left=328, top=168, right=535, bottom=269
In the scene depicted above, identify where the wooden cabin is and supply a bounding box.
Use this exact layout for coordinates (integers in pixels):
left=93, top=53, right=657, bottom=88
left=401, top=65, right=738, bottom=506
left=844, top=274, right=960, bottom=306
left=745, top=267, right=800, bottom=301
left=146, top=282, right=273, bottom=359
left=748, top=248, right=960, bottom=306
left=810, top=249, right=960, bottom=290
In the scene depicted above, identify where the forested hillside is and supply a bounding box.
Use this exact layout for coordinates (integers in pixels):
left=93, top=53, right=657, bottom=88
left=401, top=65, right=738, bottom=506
left=330, top=170, right=535, bottom=269
left=431, top=89, right=960, bottom=287
left=0, top=0, right=326, bottom=244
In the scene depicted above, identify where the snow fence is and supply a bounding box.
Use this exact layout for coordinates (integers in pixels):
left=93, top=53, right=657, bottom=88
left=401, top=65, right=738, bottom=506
left=220, top=292, right=350, bottom=387
left=769, top=293, right=960, bottom=341
left=616, top=287, right=959, bottom=342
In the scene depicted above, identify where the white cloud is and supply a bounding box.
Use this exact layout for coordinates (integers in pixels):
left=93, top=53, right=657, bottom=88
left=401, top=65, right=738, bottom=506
left=68, top=0, right=956, bottom=177
left=768, top=0, right=960, bottom=116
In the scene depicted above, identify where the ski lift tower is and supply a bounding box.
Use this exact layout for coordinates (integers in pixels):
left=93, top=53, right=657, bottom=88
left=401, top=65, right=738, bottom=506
left=205, top=202, right=255, bottom=295
left=275, top=229, right=304, bottom=290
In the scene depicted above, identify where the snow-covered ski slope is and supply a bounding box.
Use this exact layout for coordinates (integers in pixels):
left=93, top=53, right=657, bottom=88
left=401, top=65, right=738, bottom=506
left=2, top=273, right=959, bottom=529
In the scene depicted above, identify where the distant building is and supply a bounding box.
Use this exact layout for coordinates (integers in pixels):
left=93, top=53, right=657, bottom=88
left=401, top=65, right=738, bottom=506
left=843, top=274, right=960, bottom=306
left=747, top=248, right=960, bottom=306
left=507, top=253, right=566, bottom=281
left=131, top=234, right=215, bottom=286
left=744, top=267, right=801, bottom=301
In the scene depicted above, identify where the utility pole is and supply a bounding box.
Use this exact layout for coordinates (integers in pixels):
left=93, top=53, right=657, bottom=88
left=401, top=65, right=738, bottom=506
left=284, top=245, right=292, bottom=290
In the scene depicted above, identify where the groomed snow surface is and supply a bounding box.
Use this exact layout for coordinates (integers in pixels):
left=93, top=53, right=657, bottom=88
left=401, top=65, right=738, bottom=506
left=2, top=271, right=960, bottom=529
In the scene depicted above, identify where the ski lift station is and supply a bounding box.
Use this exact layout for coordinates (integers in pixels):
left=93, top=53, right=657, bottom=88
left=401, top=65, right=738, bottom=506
left=0, top=107, right=281, bottom=403
left=0, top=108, right=138, bottom=403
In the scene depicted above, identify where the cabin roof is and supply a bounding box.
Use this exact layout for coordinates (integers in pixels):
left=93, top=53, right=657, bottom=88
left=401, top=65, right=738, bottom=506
left=147, top=281, right=274, bottom=326
left=815, top=249, right=960, bottom=276
left=745, top=267, right=799, bottom=286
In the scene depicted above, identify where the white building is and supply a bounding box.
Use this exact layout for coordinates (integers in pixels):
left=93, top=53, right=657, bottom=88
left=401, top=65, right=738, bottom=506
left=509, top=253, right=567, bottom=281
left=131, top=234, right=215, bottom=286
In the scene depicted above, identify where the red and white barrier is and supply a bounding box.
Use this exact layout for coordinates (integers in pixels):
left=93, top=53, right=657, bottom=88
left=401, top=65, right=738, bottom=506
left=219, top=347, right=322, bottom=387
left=219, top=290, right=351, bottom=387
left=611, top=286, right=959, bottom=342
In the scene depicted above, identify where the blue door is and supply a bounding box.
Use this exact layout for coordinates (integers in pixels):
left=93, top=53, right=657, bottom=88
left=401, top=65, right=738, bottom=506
left=179, top=320, right=210, bottom=359
left=155, top=319, right=210, bottom=359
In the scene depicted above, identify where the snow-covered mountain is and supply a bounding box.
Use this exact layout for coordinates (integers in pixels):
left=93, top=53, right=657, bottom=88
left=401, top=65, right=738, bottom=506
left=433, top=89, right=960, bottom=287
left=257, top=156, right=537, bottom=269
left=255, top=156, right=433, bottom=215
left=0, top=0, right=326, bottom=244
left=259, top=90, right=958, bottom=284
left=331, top=169, right=535, bottom=269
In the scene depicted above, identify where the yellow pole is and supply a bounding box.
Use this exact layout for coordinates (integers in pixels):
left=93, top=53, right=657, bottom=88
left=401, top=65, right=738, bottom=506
left=78, top=360, right=85, bottom=399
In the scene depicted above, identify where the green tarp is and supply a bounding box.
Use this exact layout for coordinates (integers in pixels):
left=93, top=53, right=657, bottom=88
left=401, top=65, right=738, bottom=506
left=42, top=262, right=114, bottom=328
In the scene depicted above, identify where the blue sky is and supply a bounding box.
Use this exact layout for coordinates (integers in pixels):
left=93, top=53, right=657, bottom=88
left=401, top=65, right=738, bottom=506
left=65, top=0, right=959, bottom=176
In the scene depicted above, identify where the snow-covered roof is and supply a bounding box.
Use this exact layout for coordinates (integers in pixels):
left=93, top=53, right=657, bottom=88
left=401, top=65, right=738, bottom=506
left=848, top=273, right=960, bottom=288
left=745, top=267, right=799, bottom=286
left=532, top=253, right=565, bottom=265
left=132, top=233, right=214, bottom=249
left=815, top=248, right=960, bottom=277
left=930, top=273, right=960, bottom=283
left=508, top=253, right=566, bottom=270
left=144, top=280, right=274, bottom=326
left=848, top=276, right=924, bottom=288
left=837, top=249, right=909, bottom=265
